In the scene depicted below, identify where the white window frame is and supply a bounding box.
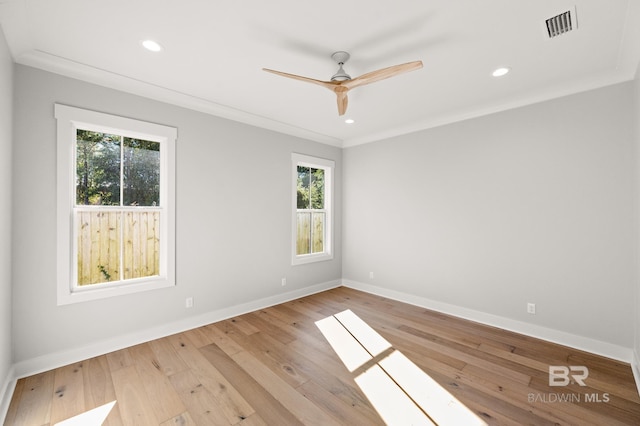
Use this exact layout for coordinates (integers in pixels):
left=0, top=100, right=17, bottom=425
left=291, top=153, right=334, bottom=265
left=55, top=104, right=177, bottom=305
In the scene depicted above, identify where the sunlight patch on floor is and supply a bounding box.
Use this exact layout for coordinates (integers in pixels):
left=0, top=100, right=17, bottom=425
left=355, top=363, right=436, bottom=425
left=316, top=310, right=487, bottom=426
left=54, top=400, right=116, bottom=426
left=316, top=312, right=384, bottom=372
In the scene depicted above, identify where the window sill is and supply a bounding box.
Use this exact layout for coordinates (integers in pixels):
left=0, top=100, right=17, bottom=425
left=292, top=252, right=334, bottom=266
left=57, top=276, right=174, bottom=305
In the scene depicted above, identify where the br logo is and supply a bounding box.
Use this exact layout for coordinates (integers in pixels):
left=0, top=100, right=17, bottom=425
left=548, top=366, right=589, bottom=386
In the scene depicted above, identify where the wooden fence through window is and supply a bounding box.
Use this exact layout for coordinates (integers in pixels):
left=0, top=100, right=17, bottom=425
left=76, top=210, right=160, bottom=286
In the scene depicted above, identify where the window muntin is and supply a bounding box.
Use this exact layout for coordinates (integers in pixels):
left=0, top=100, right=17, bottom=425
left=56, top=104, right=176, bottom=304
left=292, top=154, right=334, bottom=265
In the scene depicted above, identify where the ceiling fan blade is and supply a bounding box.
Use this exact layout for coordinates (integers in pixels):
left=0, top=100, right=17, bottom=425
left=262, top=68, right=338, bottom=91
left=336, top=90, right=349, bottom=116
left=342, top=60, right=423, bottom=90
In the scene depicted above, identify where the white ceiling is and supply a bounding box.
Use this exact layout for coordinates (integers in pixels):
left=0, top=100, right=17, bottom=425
left=1, top=0, right=639, bottom=147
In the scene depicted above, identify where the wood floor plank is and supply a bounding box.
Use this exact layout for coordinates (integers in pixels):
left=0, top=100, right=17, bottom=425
left=278, top=341, right=383, bottom=424
left=364, top=316, right=533, bottom=386
left=163, top=332, right=191, bottom=353
left=399, top=324, right=535, bottom=384
left=294, top=295, right=347, bottom=318
left=297, top=379, right=385, bottom=425
left=127, top=343, right=186, bottom=423
left=105, top=348, right=134, bottom=372
left=11, top=370, right=55, bottom=426
left=285, top=335, right=381, bottom=405
left=321, top=290, right=488, bottom=351
left=227, top=316, right=260, bottom=336
left=282, top=298, right=333, bottom=322
left=51, top=367, right=86, bottom=426
left=261, top=304, right=320, bottom=334
left=50, top=362, right=86, bottom=424
left=233, top=412, right=268, bottom=426
left=81, top=355, right=123, bottom=426
left=231, top=350, right=340, bottom=426
left=505, top=345, right=640, bottom=405
left=110, top=365, right=160, bottom=425
left=430, top=370, right=566, bottom=426
left=168, top=369, right=233, bottom=425
left=527, top=375, right=640, bottom=425
left=198, top=343, right=303, bottom=426
left=452, top=365, right=616, bottom=424
left=182, top=326, right=216, bottom=349
left=159, top=411, right=197, bottom=426
left=200, top=323, right=245, bottom=356
left=147, top=337, right=190, bottom=377
left=375, top=326, right=469, bottom=371
left=174, top=332, right=255, bottom=423
left=568, top=351, right=637, bottom=380
left=243, top=332, right=310, bottom=388
left=241, top=312, right=297, bottom=345
left=245, top=316, right=404, bottom=424
left=451, top=362, right=607, bottom=425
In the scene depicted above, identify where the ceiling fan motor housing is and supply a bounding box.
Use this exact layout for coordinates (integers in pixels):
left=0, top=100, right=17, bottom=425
left=331, top=51, right=351, bottom=81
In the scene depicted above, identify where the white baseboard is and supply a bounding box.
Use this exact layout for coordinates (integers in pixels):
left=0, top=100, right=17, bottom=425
left=632, top=350, right=640, bottom=397
left=343, top=280, right=633, bottom=363
left=12, top=279, right=341, bottom=380
left=0, top=365, right=15, bottom=425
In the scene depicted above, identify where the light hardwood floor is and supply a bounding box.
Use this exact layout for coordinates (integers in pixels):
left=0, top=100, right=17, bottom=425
left=4, top=287, right=640, bottom=425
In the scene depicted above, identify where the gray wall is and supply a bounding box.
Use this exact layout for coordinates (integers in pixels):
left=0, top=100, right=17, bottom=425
left=343, top=82, right=635, bottom=348
left=0, top=29, right=13, bottom=392
left=635, top=66, right=640, bottom=366
left=12, top=65, right=342, bottom=362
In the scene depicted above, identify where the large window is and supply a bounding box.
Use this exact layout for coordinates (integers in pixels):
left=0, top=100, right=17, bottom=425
left=292, top=153, right=334, bottom=265
left=56, top=104, right=176, bottom=305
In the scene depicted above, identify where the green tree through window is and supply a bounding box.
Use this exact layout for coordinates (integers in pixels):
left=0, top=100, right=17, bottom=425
left=76, top=131, right=160, bottom=207
left=76, top=130, right=121, bottom=205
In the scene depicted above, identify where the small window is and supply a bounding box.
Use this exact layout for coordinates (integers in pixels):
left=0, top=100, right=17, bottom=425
left=56, top=104, right=176, bottom=304
left=292, top=153, right=334, bottom=265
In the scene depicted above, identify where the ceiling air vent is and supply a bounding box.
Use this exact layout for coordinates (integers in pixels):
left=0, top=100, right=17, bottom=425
left=545, top=8, right=577, bottom=38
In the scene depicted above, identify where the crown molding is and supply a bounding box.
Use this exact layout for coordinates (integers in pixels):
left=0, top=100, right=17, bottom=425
left=15, top=50, right=343, bottom=148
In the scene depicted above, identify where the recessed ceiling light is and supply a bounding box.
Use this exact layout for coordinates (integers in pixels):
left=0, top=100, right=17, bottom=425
left=492, top=67, right=510, bottom=77
left=142, top=40, right=162, bottom=52
left=345, top=118, right=355, bottom=124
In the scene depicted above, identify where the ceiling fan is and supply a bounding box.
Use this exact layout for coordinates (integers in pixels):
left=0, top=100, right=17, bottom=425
left=263, top=51, right=423, bottom=116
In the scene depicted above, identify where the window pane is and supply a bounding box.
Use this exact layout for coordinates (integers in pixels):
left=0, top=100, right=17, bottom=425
left=76, top=211, right=120, bottom=286
left=76, top=130, right=121, bottom=206
left=310, top=168, right=324, bottom=209
left=297, top=166, right=310, bottom=209
left=311, top=212, right=325, bottom=253
left=123, top=138, right=160, bottom=206
left=296, top=212, right=311, bottom=255
left=123, top=211, right=160, bottom=279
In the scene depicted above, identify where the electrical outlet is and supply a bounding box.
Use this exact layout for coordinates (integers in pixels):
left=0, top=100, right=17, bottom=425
left=281, top=277, right=287, bottom=287
left=527, top=303, right=536, bottom=314
left=185, top=297, right=193, bottom=308
left=369, top=271, right=375, bottom=279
